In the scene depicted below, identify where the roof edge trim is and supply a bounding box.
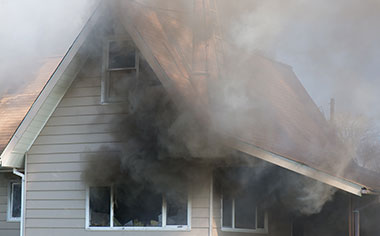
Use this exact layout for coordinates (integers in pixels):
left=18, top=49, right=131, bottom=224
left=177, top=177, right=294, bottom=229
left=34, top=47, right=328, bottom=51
left=226, top=136, right=363, bottom=196
left=0, top=1, right=103, bottom=168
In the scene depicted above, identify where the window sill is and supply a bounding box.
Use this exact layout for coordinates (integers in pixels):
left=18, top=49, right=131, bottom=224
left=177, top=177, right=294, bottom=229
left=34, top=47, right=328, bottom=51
left=86, top=226, right=191, bottom=231
left=7, top=217, right=21, bottom=222
left=221, top=227, right=268, bottom=234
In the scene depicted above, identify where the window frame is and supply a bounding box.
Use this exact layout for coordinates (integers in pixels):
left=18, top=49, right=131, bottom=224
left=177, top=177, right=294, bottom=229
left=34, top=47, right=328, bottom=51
left=85, top=185, right=192, bottom=231
left=7, top=181, right=21, bottom=222
left=101, top=37, right=139, bottom=104
left=220, top=195, right=268, bottom=234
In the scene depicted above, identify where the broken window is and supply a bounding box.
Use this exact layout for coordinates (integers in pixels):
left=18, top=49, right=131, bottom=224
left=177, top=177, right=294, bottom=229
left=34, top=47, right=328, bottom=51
left=222, top=190, right=267, bottom=232
left=87, top=185, right=189, bottom=230
left=102, top=39, right=138, bottom=103
left=89, top=187, right=111, bottom=227
left=8, top=182, right=21, bottom=221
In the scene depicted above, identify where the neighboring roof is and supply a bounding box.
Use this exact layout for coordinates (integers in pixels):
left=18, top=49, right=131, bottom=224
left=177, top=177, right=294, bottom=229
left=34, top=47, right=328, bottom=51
left=1, top=0, right=379, bottom=195
left=0, top=58, right=62, bottom=153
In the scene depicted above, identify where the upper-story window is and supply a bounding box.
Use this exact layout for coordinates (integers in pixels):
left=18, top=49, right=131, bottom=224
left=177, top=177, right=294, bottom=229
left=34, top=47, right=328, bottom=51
left=8, top=181, right=21, bottom=221
left=102, top=39, right=139, bottom=103
left=86, top=184, right=190, bottom=231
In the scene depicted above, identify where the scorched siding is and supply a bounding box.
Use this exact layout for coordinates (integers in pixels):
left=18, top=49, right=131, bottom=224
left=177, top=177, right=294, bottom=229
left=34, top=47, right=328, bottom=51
left=24, top=55, right=211, bottom=236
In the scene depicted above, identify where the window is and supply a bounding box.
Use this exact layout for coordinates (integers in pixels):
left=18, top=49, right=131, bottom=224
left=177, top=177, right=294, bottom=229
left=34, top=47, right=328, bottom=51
left=221, top=191, right=267, bottom=233
left=86, top=185, right=190, bottom=230
left=8, top=182, right=21, bottom=221
left=102, top=39, right=139, bottom=103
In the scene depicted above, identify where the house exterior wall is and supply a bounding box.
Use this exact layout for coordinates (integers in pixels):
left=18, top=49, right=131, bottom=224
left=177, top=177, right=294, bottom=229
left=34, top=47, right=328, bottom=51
left=0, top=172, right=20, bottom=236
left=23, top=53, right=213, bottom=236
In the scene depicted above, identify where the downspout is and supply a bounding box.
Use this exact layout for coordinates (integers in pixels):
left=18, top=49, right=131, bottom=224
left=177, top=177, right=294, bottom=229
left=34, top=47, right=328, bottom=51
left=13, top=160, right=26, bottom=236
left=353, top=210, right=359, bottom=236
left=209, top=174, right=213, bottom=236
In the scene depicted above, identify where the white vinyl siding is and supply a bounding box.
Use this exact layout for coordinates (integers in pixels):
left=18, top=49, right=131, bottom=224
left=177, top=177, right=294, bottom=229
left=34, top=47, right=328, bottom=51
left=24, top=50, right=211, bottom=236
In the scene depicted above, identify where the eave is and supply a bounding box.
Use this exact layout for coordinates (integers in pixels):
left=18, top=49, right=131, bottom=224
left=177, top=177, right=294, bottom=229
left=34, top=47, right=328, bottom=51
left=0, top=2, right=102, bottom=168
left=225, top=136, right=364, bottom=196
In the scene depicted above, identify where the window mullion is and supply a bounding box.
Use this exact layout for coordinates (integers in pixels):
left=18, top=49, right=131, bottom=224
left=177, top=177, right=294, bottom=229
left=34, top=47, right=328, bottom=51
left=232, top=198, right=235, bottom=229
left=255, top=207, right=258, bottom=229
left=162, top=195, right=167, bottom=227
left=110, top=185, right=114, bottom=228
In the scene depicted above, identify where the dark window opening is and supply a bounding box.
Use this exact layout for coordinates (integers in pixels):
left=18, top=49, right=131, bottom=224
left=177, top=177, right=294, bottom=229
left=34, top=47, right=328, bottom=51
left=114, top=187, right=162, bottom=227
left=88, top=185, right=189, bottom=229
left=166, top=191, right=188, bottom=226
left=222, top=196, right=233, bottom=227
left=222, top=190, right=266, bottom=231
left=108, top=40, right=136, bottom=69
left=89, top=187, right=111, bottom=227
left=235, top=192, right=256, bottom=229
left=10, top=182, right=21, bottom=219
left=103, top=39, right=138, bottom=103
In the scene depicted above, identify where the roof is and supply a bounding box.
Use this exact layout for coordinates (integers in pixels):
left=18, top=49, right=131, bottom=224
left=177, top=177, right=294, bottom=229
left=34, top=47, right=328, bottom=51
left=1, top=0, right=379, bottom=195
left=0, top=58, right=62, bottom=153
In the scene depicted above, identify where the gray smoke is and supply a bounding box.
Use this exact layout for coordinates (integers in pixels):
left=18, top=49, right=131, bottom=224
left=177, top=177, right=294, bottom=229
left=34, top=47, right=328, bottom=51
left=0, top=0, right=96, bottom=95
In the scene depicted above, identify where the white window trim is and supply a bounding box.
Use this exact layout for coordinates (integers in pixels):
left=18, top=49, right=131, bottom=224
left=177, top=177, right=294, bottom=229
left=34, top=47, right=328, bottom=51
left=220, top=195, right=268, bottom=234
left=85, top=186, right=192, bottom=231
left=7, top=181, right=21, bottom=222
left=101, top=37, right=139, bottom=104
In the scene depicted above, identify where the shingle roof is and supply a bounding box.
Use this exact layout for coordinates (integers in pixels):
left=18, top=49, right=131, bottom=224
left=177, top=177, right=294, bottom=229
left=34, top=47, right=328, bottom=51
left=0, top=57, right=62, bottom=154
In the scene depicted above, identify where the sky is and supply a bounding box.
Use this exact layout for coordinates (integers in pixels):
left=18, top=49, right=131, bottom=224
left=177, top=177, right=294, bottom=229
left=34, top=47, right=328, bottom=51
left=219, top=0, right=380, bottom=120
left=1, top=0, right=380, bottom=121
left=0, top=0, right=96, bottom=94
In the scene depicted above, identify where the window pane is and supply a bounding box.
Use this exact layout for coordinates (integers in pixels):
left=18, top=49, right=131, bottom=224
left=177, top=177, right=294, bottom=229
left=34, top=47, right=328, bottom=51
left=166, top=191, right=187, bottom=225
left=11, top=183, right=21, bottom=218
left=108, top=70, right=136, bottom=99
left=109, top=41, right=135, bottom=69
left=235, top=193, right=256, bottom=229
left=222, top=196, right=233, bottom=227
left=89, top=187, right=110, bottom=227
left=114, top=186, right=162, bottom=227
left=257, top=206, right=265, bottom=229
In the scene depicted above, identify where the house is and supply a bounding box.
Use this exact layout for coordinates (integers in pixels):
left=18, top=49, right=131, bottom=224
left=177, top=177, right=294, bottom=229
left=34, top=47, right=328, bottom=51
left=1, top=1, right=380, bottom=236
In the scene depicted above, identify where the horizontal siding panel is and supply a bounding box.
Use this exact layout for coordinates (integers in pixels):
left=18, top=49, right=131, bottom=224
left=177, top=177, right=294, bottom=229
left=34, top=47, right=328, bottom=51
left=27, top=153, right=116, bottom=164
left=192, top=197, right=209, bottom=208
left=72, top=77, right=101, bottom=88
left=0, top=230, right=19, bottom=236
left=40, top=124, right=115, bottom=136
left=34, top=133, right=119, bottom=145
left=52, top=105, right=127, bottom=117
left=0, top=223, right=19, bottom=230
left=192, top=207, right=209, bottom=218
left=26, top=200, right=85, bottom=209
left=192, top=217, right=209, bottom=228
left=27, top=172, right=84, bottom=182
left=59, top=96, right=101, bottom=107
left=27, top=191, right=85, bottom=200
left=28, top=143, right=121, bottom=155
left=26, top=218, right=84, bottom=228
left=26, top=209, right=85, bottom=219
left=27, top=182, right=85, bottom=191
left=28, top=153, right=88, bottom=164
left=65, top=87, right=100, bottom=97
left=46, top=114, right=127, bottom=126
left=0, top=204, right=7, bottom=213
left=28, top=163, right=88, bottom=173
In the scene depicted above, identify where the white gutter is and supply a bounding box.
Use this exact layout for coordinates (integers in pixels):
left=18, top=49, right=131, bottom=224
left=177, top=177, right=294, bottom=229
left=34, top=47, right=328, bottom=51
left=13, top=167, right=25, bottom=236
